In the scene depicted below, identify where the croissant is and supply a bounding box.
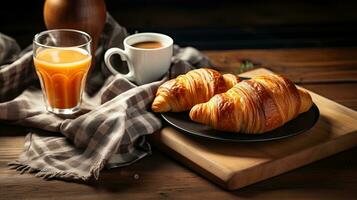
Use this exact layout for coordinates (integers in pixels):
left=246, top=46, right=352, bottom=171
left=189, top=74, right=313, bottom=133
left=152, top=68, right=240, bottom=112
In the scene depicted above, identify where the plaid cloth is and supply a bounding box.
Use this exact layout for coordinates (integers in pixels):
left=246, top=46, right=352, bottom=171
left=0, top=14, right=210, bottom=181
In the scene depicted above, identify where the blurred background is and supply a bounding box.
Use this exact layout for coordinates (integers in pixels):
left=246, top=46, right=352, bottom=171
left=2, top=0, right=357, bottom=50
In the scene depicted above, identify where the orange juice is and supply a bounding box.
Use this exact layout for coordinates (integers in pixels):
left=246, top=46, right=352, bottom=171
left=33, top=48, right=91, bottom=109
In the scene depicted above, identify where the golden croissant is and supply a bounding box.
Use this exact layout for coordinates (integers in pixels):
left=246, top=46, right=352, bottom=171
left=152, top=68, right=240, bottom=112
left=189, top=74, right=313, bottom=133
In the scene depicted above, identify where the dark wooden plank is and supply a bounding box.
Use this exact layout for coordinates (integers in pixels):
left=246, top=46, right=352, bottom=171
left=0, top=125, right=356, bottom=199
left=1, top=48, right=357, bottom=199
left=204, top=48, right=357, bottom=83
left=3, top=1, right=357, bottom=49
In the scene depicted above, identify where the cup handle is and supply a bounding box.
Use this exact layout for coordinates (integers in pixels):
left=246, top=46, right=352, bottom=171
left=104, top=48, right=135, bottom=81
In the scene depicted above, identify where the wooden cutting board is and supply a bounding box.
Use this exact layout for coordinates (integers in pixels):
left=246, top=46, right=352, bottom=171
left=151, top=68, right=357, bottom=190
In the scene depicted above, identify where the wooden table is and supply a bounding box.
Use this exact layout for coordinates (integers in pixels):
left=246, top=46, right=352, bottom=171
left=1, top=48, right=356, bottom=199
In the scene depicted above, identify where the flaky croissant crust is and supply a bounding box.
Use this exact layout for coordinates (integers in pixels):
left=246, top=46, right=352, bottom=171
left=152, top=68, right=240, bottom=112
left=190, top=74, right=313, bottom=134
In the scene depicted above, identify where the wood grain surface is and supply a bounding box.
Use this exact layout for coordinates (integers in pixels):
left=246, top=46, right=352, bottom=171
left=1, top=48, right=357, bottom=199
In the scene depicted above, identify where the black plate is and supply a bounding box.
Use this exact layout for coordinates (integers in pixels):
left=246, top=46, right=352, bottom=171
left=161, top=104, right=319, bottom=142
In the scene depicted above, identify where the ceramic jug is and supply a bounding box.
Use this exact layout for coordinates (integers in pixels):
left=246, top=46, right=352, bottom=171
left=43, top=0, right=106, bottom=51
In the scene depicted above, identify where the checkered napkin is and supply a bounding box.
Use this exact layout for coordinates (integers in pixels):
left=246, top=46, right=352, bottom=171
left=0, top=14, right=210, bottom=181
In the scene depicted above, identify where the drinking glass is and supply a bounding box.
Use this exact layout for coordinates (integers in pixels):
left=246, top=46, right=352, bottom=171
left=33, top=29, right=92, bottom=115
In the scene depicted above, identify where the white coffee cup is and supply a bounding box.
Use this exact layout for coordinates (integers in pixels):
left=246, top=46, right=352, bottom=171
left=104, top=32, right=173, bottom=85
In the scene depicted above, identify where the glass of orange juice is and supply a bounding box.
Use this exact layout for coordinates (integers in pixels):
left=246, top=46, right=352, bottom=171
left=33, top=29, right=92, bottom=115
